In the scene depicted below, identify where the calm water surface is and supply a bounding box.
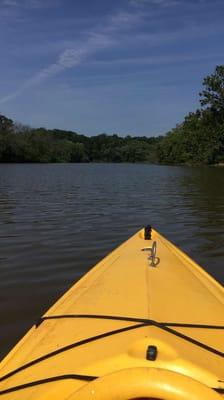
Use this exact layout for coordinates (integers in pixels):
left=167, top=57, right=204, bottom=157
left=0, top=163, right=223, bottom=359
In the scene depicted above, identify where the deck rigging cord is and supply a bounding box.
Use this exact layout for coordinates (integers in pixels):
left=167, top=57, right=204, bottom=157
left=0, top=314, right=223, bottom=384
left=0, top=314, right=223, bottom=395
left=36, top=313, right=224, bottom=330
left=0, top=374, right=97, bottom=396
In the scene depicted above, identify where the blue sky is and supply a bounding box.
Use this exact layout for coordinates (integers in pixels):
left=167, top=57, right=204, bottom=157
left=0, top=0, right=224, bottom=136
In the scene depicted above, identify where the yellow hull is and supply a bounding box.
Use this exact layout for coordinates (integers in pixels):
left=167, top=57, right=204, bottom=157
left=0, top=228, right=223, bottom=399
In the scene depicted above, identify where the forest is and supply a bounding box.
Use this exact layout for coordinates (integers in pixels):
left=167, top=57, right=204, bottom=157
left=0, top=65, right=224, bottom=165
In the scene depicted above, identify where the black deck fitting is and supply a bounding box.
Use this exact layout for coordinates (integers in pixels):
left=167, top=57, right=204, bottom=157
left=146, top=345, right=158, bottom=361
left=144, top=225, right=152, bottom=240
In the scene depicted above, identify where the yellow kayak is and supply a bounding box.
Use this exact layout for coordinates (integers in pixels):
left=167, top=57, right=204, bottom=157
left=0, top=227, right=223, bottom=399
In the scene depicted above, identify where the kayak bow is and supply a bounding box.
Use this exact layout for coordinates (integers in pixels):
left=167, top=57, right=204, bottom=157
left=0, top=227, right=223, bottom=399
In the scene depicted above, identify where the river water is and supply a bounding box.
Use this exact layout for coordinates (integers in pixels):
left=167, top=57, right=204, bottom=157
left=0, top=163, right=223, bottom=359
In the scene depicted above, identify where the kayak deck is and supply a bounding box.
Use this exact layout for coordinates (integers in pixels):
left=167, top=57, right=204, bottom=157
left=0, top=228, right=223, bottom=399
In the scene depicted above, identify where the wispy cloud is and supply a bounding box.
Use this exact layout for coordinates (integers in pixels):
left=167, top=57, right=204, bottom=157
left=129, top=0, right=213, bottom=8
left=90, top=52, right=223, bottom=68
left=2, top=0, right=18, bottom=6
left=107, top=10, right=143, bottom=31
left=129, top=0, right=179, bottom=7
left=1, top=0, right=57, bottom=9
left=0, top=8, right=142, bottom=104
left=1, top=0, right=222, bottom=106
left=129, top=0, right=223, bottom=7
left=0, top=33, right=114, bottom=104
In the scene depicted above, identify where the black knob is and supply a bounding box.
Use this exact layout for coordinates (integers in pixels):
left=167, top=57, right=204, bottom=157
left=146, top=345, right=158, bottom=361
left=144, top=225, right=152, bottom=240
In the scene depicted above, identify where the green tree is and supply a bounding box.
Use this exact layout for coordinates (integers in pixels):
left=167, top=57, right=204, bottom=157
left=71, top=142, right=86, bottom=162
left=200, top=65, right=224, bottom=115
left=0, top=114, right=14, bottom=133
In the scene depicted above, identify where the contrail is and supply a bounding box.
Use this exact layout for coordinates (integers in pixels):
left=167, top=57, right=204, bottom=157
left=0, top=9, right=141, bottom=104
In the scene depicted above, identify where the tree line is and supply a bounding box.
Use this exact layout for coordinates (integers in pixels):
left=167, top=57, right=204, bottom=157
left=0, top=65, right=224, bottom=165
left=0, top=116, right=161, bottom=163
left=157, top=65, right=224, bottom=165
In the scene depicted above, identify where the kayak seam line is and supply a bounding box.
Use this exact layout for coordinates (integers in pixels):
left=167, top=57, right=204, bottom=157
left=158, top=233, right=224, bottom=300
left=0, top=374, right=97, bottom=396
